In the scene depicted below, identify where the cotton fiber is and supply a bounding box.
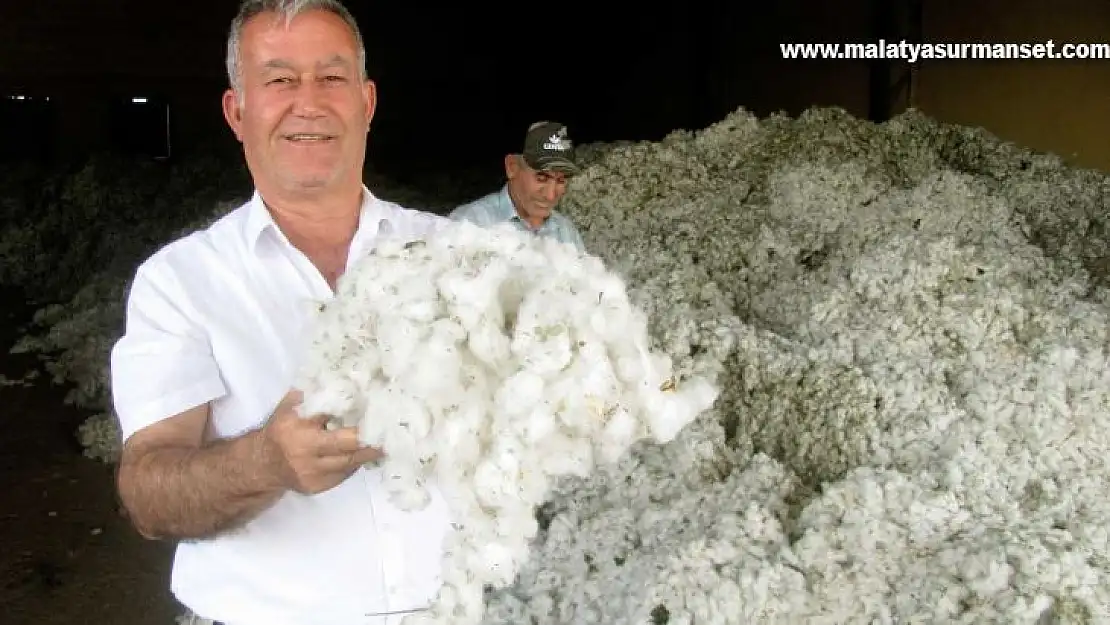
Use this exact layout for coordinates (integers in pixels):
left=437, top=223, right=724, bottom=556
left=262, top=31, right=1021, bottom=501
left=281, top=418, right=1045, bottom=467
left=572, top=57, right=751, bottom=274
left=294, top=220, right=720, bottom=624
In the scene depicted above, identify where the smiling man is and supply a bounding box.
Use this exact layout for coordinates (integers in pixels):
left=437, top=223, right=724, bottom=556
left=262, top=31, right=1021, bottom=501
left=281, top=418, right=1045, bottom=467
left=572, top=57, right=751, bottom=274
left=109, top=2, right=453, bottom=624
left=450, top=121, right=587, bottom=253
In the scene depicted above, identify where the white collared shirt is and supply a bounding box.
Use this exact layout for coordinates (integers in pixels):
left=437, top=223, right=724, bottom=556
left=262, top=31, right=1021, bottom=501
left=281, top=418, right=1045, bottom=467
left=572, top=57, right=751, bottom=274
left=110, top=187, right=453, bottom=625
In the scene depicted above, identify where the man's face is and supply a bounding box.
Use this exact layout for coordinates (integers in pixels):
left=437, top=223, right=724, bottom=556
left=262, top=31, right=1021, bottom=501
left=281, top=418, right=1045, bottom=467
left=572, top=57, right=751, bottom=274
left=221, top=9, right=375, bottom=197
left=505, top=156, right=570, bottom=225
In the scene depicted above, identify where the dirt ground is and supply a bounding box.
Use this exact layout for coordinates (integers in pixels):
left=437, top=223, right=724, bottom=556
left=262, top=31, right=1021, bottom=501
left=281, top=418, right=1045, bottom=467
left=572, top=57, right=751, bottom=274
left=0, top=302, right=180, bottom=625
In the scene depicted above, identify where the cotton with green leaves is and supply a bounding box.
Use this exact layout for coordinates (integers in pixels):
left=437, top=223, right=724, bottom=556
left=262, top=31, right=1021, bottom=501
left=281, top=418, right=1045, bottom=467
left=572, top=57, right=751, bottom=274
left=295, top=220, right=720, bottom=624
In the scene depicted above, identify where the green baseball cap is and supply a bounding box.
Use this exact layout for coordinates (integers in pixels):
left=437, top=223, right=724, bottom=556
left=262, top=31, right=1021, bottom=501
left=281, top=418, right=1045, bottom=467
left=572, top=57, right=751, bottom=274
left=521, top=121, right=580, bottom=176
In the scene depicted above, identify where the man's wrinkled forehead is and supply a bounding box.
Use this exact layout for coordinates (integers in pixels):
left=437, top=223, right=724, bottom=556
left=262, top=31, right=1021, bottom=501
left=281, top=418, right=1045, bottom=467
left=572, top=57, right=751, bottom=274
left=257, top=54, right=354, bottom=73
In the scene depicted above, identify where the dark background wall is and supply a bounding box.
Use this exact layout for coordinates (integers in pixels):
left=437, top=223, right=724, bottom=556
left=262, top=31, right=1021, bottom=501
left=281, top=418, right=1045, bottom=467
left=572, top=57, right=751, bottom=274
left=2, top=0, right=1109, bottom=176
left=918, top=0, right=1110, bottom=172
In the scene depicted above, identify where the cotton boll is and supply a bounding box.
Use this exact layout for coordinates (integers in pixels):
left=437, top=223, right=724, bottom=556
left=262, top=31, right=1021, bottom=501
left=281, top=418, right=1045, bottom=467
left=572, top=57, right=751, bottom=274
left=512, top=293, right=575, bottom=375
left=466, top=318, right=512, bottom=370
left=343, top=272, right=389, bottom=304
left=473, top=439, right=524, bottom=509
left=549, top=351, right=622, bottom=434
left=391, top=389, right=433, bottom=439
left=644, top=378, right=720, bottom=444
left=517, top=324, right=574, bottom=375
left=598, top=404, right=640, bottom=463
left=540, top=433, right=595, bottom=477
left=356, top=383, right=394, bottom=448
left=375, top=395, right=430, bottom=508
left=587, top=307, right=612, bottom=340
left=369, top=238, right=408, bottom=258
left=405, top=320, right=466, bottom=397
left=493, top=370, right=545, bottom=418
left=466, top=255, right=513, bottom=297
left=516, top=404, right=558, bottom=446
left=433, top=394, right=486, bottom=467
left=512, top=464, right=550, bottom=509
left=345, top=359, right=378, bottom=393
left=496, top=275, right=531, bottom=321
left=436, top=262, right=502, bottom=329
left=296, top=218, right=717, bottom=625
left=614, top=352, right=647, bottom=384
left=395, top=285, right=442, bottom=324
left=451, top=582, right=488, bottom=623
left=471, top=466, right=512, bottom=512
left=437, top=282, right=486, bottom=331
left=297, top=370, right=359, bottom=424
left=546, top=373, right=593, bottom=432
left=377, top=316, right=424, bottom=379
left=588, top=273, right=635, bottom=336
left=438, top=538, right=474, bottom=582
left=425, top=576, right=487, bottom=623
left=378, top=423, right=419, bottom=469
left=575, top=361, right=624, bottom=420
left=638, top=350, right=675, bottom=385
left=435, top=480, right=482, bottom=528
left=432, top=316, right=469, bottom=344
left=470, top=540, right=519, bottom=587
left=426, top=581, right=466, bottom=617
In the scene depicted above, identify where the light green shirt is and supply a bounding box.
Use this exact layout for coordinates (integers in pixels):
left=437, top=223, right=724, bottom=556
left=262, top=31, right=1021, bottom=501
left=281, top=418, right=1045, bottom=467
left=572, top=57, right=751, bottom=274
left=449, top=185, right=586, bottom=252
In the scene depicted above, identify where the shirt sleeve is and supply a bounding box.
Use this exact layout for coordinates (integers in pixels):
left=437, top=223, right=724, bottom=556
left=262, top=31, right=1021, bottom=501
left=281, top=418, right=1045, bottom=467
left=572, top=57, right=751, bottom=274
left=110, top=261, right=227, bottom=443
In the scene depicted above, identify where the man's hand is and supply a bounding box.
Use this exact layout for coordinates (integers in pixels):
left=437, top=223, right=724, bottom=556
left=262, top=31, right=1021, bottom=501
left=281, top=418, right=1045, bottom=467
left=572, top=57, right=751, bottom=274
left=262, top=390, right=384, bottom=495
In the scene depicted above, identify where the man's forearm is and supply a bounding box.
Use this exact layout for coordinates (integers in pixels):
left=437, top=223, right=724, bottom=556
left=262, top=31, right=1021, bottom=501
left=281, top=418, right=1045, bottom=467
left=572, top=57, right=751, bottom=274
left=120, top=430, right=286, bottom=541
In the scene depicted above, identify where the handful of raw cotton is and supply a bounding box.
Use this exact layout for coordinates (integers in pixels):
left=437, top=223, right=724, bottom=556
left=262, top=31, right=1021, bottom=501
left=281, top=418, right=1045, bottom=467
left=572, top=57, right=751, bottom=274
left=295, top=219, right=719, bottom=624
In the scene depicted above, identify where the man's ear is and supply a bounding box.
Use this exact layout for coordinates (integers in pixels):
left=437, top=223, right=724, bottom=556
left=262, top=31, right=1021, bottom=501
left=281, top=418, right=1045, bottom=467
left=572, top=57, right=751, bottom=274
left=504, top=154, right=520, bottom=179
left=221, top=89, right=245, bottom=142
left=363, top=79, right=377, bottom=130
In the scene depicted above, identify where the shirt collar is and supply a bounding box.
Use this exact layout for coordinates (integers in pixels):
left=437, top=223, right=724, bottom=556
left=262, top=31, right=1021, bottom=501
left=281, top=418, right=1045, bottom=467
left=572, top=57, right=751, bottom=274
left=500, top=184, right=557, bottom=232
left=243, top=185, right=391, bottom=255
left=496, top=184, right=521, bottom=222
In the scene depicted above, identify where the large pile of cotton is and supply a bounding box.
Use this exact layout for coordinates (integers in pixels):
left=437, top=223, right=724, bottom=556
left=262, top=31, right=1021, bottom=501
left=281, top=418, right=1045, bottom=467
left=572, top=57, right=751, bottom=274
left=294, top=221, right=720, bottom=624
left=16, top=105, right=1110, bottom=623
left=474, top=108, right=1110, bottom=624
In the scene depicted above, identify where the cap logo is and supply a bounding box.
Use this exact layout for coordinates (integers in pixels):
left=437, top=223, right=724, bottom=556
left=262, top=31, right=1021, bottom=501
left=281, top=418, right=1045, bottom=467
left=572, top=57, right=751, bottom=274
left=542, top=127, right=571, bottom=151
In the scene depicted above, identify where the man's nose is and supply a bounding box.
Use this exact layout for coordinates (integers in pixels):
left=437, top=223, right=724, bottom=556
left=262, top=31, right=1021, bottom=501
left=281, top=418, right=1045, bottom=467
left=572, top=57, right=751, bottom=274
left=291, top=78, right=327, bottom=115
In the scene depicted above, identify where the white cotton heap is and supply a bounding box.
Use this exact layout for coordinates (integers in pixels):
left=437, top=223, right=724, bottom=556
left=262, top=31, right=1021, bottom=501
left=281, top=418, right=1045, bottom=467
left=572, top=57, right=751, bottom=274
left=34, top=105, right=1110, bottom=623
left=294, top=220, right=720, bottom=625
left=479, top=110, right=1110, bottom=624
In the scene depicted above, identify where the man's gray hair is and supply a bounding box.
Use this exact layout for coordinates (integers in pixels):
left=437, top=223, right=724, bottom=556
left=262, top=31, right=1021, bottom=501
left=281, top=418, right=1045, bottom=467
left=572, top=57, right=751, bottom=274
left=225, top=0, right=368, bottom=94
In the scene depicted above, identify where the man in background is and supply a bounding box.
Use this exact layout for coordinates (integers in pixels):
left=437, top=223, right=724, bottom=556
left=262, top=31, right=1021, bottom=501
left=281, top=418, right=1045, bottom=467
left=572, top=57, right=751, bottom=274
left=450, top=121, right=587, bottom=252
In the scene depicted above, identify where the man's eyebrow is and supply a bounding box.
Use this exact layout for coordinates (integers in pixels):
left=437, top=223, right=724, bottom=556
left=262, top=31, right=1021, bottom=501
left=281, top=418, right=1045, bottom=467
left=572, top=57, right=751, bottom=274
left=259, top=56, right=352, bottom=72
left=318, top=55, right=352, bottom=70
left=261, top=59, right=296, bottom=72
